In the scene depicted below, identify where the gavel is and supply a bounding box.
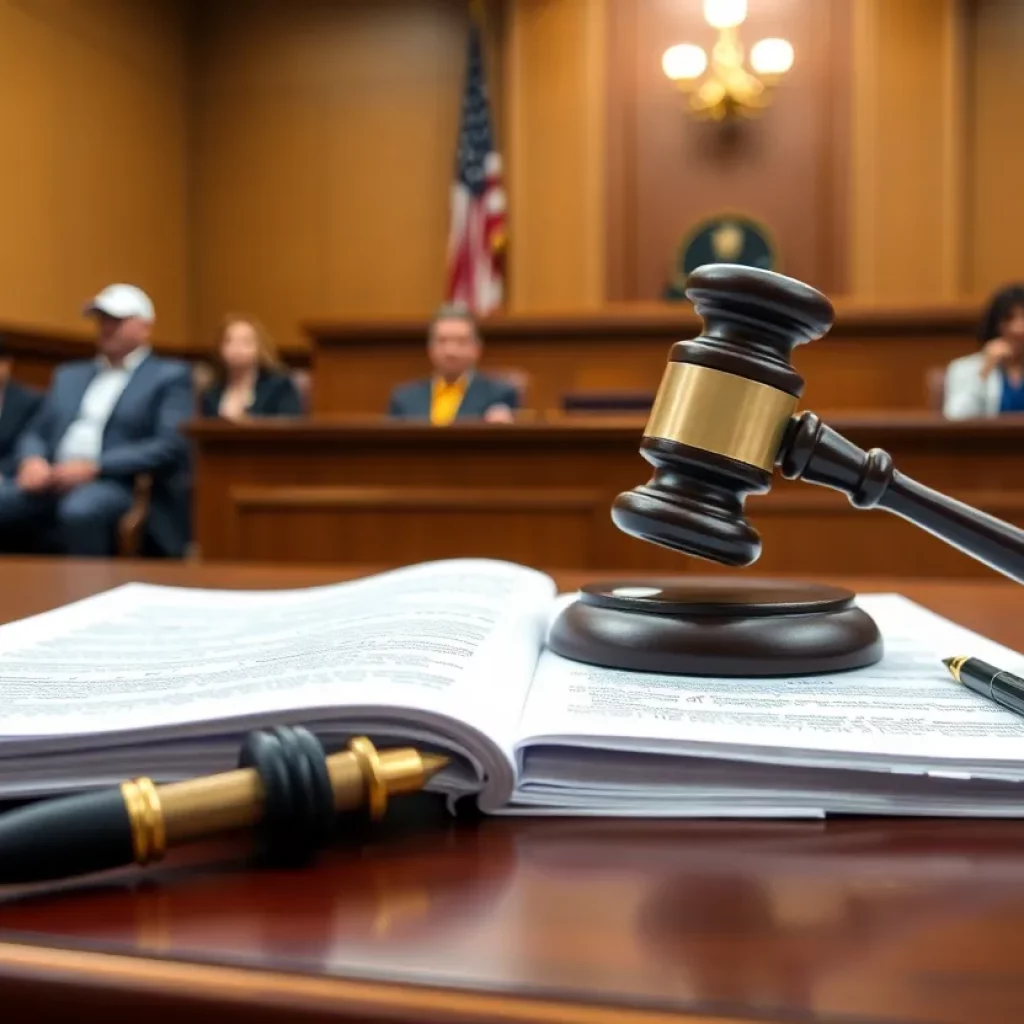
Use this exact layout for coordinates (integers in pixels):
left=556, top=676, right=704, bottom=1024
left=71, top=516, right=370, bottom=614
left=613, top=263, right=1024, bottom=584
left=548, top=264, right=1024, bottom=677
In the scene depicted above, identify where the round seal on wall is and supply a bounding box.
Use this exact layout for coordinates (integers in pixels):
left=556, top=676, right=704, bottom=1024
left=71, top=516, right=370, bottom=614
left=663, top=214, right=778, bottom=299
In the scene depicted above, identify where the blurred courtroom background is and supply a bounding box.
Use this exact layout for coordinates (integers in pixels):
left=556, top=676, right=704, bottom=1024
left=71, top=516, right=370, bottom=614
left=3, top=0, right=1023, bottom=577
left=0, top=0, right=1017, bottom=350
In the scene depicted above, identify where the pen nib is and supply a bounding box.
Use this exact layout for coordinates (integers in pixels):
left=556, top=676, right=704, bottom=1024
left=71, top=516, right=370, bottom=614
left=420, top=754, right=449, bottom=781
left=942, top=655, right=967, bottom=683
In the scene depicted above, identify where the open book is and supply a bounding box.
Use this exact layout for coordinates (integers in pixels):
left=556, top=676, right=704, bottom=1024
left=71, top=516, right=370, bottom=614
left=2, top=558, right=1024, bottom=818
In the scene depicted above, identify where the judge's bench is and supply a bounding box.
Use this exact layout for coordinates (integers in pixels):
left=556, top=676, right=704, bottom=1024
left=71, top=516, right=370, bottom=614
left=176, top=300, right=1012, bottom=572
left=188, top=414, right=1024, bottom=576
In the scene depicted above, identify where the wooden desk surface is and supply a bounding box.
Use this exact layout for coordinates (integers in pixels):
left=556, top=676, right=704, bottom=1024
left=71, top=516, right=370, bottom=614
left=1, top=559, right=1023, bottom=1024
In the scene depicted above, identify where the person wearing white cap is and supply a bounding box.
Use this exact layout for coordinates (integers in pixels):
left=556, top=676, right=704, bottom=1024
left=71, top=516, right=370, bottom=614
left=0, top=284, right=193, bottom=557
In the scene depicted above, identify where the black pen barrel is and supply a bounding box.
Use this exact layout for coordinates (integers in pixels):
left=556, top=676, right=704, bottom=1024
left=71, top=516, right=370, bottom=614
left=0, top=788, right=134, bottom=884
left=960, top=658, right=1024, bottom=717
left=960, top=658, right=1002, bottom=688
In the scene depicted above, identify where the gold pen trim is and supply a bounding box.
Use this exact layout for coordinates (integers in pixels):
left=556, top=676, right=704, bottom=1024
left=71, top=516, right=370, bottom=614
left=118, top=739, right=446, bottom=865
left=943, top=655, right=968, bottom=684
left=121, top=776, right=167, bottom=866
left=346, top=736, right=389, bottom=821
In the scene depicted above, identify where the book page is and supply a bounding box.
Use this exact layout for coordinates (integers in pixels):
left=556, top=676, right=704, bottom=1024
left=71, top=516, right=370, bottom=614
left=516, top=594, right=1024, bottom=776
left=0, top=559, right=554, bottom=749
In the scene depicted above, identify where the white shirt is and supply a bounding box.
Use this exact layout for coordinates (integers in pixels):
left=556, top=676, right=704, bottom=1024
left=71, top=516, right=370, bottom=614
left=943, top=351, right=1003, bottom=419
left=55, top=347, right=150, bottom=464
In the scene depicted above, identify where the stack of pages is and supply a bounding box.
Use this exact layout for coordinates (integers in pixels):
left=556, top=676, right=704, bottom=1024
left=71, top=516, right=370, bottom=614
left=1, top=558, right=1023, bottom=818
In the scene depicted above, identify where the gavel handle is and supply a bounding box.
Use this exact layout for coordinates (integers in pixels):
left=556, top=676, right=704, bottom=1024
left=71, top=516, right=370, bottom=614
left=778, top=411, right=1024, bottom=585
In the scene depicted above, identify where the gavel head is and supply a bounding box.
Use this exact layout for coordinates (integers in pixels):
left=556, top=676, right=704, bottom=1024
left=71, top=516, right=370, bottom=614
left=612, top=264, right=834, bottom=566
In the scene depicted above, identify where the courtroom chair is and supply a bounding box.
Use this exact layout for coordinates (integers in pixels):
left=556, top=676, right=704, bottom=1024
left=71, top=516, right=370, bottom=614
left=560, top=390, right=655, bottom=415
left=486, top=366, right=529, bottom=406
left=925, top=366, right=947, bottom=413
left=478, top=366, right=531, bottom=420
left=115, top=356, right=202, bottom=556
left=291, top=368, right=312, bottom=414
left=26, top=474, right=153, bottom=558
left=192, top=361, right=216, bottom=409
left=117, top=475, right=153, bottom=557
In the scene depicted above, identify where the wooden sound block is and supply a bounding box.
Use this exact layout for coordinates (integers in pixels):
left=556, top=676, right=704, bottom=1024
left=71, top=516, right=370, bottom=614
left=547, top=579, right=883, bottom=677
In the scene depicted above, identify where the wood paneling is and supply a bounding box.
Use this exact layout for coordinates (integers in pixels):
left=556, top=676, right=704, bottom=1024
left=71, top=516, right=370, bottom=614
left=0, top=0, right=188, bottom=340
left=189, top=0, right=474, bottom=350
left=229, top=485, right=605, bottom=566
left=1, top=323, right=93, bottom=388
left=967, top=0, right=1024, bottom=295
left=306, top=303, right=980, bottom=415
left=849, top=0, right=966, bottom=301
left=606, top=0, right=851, bottom=302
left=0, top=322, right=309, bottom=392
left=506, top=0, right=607, bottom=310
left=188, top=416, right=1024, bottom=578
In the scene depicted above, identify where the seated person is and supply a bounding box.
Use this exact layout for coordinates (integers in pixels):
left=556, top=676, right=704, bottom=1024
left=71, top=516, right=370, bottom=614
left=199, top=315, right=302, bottom=420
left=0, top=337, right=42, bottom=481
left=0, top=284, right=193, bottom=557
left=387, top=304, right=518, bottom=424
left=945, top=283, right=1024, bottom=418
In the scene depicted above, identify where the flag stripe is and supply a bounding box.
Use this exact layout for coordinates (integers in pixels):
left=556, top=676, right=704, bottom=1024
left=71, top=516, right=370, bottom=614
left=444, top=20, right=505, bottom=315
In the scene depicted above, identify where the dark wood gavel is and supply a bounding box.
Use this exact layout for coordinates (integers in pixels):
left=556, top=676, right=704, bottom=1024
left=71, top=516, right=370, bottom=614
left=612, top=264, right=1024, bottom=585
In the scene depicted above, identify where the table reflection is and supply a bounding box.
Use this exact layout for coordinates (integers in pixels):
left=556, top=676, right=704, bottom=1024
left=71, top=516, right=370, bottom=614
left=3, top=815, right=1024, bottom=1023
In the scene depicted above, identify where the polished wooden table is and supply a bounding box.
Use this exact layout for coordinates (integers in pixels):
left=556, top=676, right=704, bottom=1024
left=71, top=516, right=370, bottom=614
left=1, top=559, right=1024, bottom=1023
left=189, top=414, right=1024, bottom=578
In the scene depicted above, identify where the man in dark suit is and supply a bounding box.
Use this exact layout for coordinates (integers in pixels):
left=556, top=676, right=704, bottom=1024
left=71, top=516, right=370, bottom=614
left=0, top=339, right=43, bottom=482
left=387, top=304, right=519, bottom=424
left=0, top=284, right=193, bottom=557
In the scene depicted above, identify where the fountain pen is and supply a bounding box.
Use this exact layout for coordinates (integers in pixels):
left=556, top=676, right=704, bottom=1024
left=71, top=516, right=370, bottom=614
left=0, top=727, right=448, bottom=884
left=943, top=655, right=1024, bottom=720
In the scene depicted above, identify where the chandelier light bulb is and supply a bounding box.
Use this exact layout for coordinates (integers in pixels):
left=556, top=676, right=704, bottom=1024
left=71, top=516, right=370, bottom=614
left=662, top=44, right=708, bottom=81
left=750, top=37, right=795, bottom=76
left=703, top=0, right=747, bottom=30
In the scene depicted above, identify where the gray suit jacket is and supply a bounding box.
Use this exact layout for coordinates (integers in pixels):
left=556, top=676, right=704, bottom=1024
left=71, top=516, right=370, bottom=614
left=387, top=374, right=519, bottom=420
left=0, top=381, right=43, bottom=479
left=17, top=354, right=194, bottom=556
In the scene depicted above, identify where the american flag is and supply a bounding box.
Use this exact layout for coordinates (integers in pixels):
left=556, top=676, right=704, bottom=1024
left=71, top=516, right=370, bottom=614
left=444, top=18, right=506, bottom=315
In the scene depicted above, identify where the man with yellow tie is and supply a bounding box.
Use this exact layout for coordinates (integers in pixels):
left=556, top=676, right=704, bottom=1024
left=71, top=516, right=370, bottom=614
left=387, top=305, right=518, bottom=424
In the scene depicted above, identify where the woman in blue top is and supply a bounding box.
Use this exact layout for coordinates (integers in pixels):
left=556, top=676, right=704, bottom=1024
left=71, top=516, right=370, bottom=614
left=944, top=284, right=1024, bottom=419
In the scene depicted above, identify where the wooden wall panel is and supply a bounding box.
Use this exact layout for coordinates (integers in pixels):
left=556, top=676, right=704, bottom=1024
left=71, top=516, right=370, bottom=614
left=0, top=0, right=188, bottom=341
left=189, top=0, right=475, bottom=352
left=228, top=485, right=605, bottom=565
left=505, top=0, right=606, bottom=311
left=967, top=0, right=1024, bottom=295
left=606, top=0, right=851, bottom=302
left=849, top=0, right=966, bottom=301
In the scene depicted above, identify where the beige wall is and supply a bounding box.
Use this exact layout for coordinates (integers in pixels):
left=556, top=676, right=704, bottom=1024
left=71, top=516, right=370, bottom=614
left=0, top=0, right=188, bottom=341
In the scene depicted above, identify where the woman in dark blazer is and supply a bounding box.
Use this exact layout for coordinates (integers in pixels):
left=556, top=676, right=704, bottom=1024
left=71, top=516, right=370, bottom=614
left=200, top=315, right=303, bottom=420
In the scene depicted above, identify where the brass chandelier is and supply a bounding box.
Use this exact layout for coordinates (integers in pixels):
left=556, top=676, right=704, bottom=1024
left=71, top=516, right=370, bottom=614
left=662, top=0, right=794, bottom=121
